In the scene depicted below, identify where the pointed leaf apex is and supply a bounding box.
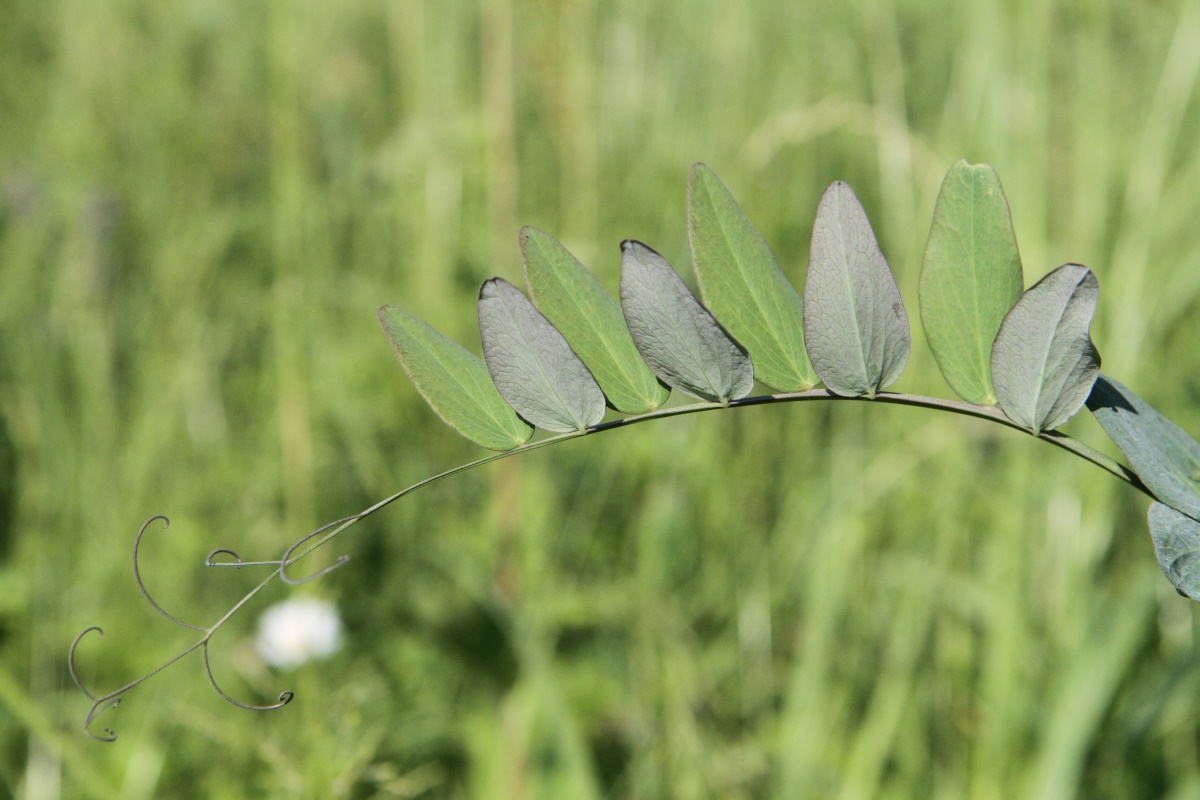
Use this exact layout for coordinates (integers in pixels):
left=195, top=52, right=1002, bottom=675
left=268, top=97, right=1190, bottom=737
left=686, top=165, right=817, bottom=391
left=378, top=304, right=533, bottom=450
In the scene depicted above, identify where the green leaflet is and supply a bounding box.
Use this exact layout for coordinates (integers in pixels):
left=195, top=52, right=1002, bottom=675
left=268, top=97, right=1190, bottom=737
left=803, top=181, right=910, bottom=398
left=919, top=160, right=1024, bottom=405
left=1087, top=376, right=1200, bottom=520
left=478, top=278, right=606, bottom=433
left=619, top=240, right=754, bottom=404
left=520, top=227, right=669, bottom=414
left=991, top=264, right=1100, bottom=432
left=378, top=305, right=533, bottom=451
left=1148, top=502, right=1200, bottom=600
left=687, top=163, right=818, bottom=391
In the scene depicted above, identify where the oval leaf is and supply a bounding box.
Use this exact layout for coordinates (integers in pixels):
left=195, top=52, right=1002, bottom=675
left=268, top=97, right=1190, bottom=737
left=990, top=264, right=1100, bottom=432
left=378, top=305, right=533, bottom=451
left=1087, top=376, right=1200, bottom=520
left=919, top=160, right=1024, bottom=405
left=1148, top=502, right=1200, bottom=600
left=478, top=278, right=606, bottom=433
left=687, top=163, right=818, bottom=391
left=520, top=227, right=669, bottom=414
left=619, top=240, right=754, bottom=404
left=803, top=181, right=910, bottom=398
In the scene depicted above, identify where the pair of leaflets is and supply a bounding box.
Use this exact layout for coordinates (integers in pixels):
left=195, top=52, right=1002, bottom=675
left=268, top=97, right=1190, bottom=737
left=921, top=161, right=1101, bottom=433
left=1087, top=377, right=1200, bottom=598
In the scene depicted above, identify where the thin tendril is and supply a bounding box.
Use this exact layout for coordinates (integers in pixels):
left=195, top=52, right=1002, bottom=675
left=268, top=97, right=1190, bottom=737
left=206, top=549, right=283, bottom=568
left=205, top=549, right=245, bottom=567
left=82, top=696, right=121, bottom=742
left=202, top=641, right=293, bottom=711
left=132, top=516, right=205, bottom=632
left=278, top=516, right=355, bottom=585
left=68, top=627, right=102, bottom=701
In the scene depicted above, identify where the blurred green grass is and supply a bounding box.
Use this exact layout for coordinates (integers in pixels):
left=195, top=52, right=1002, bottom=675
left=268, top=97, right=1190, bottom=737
left=2, top=0, right=1200, bottom=797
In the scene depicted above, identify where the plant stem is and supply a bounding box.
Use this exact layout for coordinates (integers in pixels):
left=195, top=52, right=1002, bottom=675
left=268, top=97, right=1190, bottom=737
left=84, top=388, right=1153, bottom=736
left=312, top=389, right=1150, bottom=550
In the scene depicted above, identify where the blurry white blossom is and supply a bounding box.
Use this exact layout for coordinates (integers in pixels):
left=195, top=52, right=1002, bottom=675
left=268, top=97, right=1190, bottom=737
left=255, top=596, right=344, bottom=669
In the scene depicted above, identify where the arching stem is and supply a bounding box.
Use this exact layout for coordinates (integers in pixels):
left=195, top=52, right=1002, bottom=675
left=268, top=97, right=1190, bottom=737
left=75, top=389, right=1152, bottom=739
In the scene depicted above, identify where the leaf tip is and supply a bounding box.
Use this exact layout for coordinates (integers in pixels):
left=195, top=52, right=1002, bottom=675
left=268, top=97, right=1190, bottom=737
left=518, top=225, right=548, bottom=251
left=478, top=277, right=501, bottom=301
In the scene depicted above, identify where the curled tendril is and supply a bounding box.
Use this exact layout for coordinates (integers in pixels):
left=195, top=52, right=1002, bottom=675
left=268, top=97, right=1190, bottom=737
left=279, top=516, right=354, bottom=585
left=72, top=515, right=308, bottom=741
left=133, top=516, right=205, bottom=632
left=83, top=697, right=122, bottom=743
left=203, top=642, right=294, bottom=711
left=69, top=627, right=122, bottom=741
left=205, top=548, right=244, bottom=567
left=69, top=626, right=103, bottom=702
left=206, top=548, right=285, bottom=569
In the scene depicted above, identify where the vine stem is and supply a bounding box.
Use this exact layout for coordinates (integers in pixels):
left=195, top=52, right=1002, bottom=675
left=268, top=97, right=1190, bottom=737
left=76, top=389, right=1152, bottom=738
left=280, top=389, right=1152, bottom=563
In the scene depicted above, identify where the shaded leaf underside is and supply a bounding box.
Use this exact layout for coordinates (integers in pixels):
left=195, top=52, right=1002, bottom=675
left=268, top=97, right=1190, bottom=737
left=478, top=277, right=606, bottom=433
left=620, top=239, right=754, bottom=404
left=1087, top=376, right=1200, bottom=520
left=991, top=264, right=1100, bottom=432
left=803, top=180, right=910, bottom=397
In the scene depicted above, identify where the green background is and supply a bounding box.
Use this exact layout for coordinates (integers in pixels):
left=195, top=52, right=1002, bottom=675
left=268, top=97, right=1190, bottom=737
left=3, top=0, right=1200, bottom=797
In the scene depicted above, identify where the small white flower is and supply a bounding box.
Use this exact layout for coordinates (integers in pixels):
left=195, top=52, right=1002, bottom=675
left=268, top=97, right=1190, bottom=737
left=255, top=596, right=344, bottom=669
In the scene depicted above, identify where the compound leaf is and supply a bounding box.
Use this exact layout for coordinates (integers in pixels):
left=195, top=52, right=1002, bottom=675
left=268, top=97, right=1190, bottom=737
left=687, top=163, right=817, bottom=391
left=620, top=239, right=754, bottom=404
left=478, top=278, right=606, bottom=433
left=520, top=227, right=669, bottom=414
left=919, top=160, right=1024, bottom=405
left=378, top=305, right=533, bottom=451
left=803, top=180, right=910, bottom=397
left=1087, top=376, right=1200, bottom=520
left=991, top=264, right=1100, bottom=432
left=1148, top=502, right=1200, bottom=600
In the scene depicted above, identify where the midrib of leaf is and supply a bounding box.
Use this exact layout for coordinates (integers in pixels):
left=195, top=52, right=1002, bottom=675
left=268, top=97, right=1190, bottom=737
left=830, top=193, right=870, bottom=392
left=969, top=180, right=991, bottom=398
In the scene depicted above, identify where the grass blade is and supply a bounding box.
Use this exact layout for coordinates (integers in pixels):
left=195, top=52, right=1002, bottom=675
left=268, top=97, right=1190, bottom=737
left=478, top=278, right=606, bottom=433
left=378, top=306, right=534, bottom=450
left=687, top=163, right=817, bottom=391
left=919, top=160, right=1024, bottom=404
left=619, top=240, right=754, bottom=404
left=803, top=181, right=910, bottom=398
left=991, top=264, right=1100, bottom=432
left=520, top=227, right=669, bottom=414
